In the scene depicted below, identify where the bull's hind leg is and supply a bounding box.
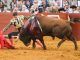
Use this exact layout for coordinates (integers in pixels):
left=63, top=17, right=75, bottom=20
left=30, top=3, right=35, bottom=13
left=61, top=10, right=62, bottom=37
left=57, top=39, right=65, bottom=48
left=67, top=33, right=78, bottom=50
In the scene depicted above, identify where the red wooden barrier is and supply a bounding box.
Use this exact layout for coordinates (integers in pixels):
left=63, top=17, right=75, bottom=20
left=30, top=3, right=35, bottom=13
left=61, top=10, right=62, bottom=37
left=0, top=12, right=80, bottom=40
left=69, top=13, right=80, bottom=40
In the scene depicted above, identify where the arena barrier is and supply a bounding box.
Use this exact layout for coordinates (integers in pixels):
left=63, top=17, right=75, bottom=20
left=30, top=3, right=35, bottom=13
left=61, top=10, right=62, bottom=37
left=0, top=12, right=80, bottom=40
left=69, top=13, right=80, bottom=40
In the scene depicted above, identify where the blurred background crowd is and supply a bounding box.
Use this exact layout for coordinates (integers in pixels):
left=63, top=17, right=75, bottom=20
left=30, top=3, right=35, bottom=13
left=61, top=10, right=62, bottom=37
left=0, top=0, right=80, bottom=13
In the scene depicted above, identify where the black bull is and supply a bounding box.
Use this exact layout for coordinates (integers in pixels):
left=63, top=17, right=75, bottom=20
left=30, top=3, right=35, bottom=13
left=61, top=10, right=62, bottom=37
left=19, top=15, right=78, bottom=50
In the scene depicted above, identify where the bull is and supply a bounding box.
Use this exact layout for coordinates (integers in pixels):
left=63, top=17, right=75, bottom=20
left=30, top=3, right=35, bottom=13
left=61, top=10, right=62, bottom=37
left=19, top=14, right=78, bottom=50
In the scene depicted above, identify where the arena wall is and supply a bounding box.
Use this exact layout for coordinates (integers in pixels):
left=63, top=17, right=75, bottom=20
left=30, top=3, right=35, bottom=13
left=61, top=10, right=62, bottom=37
left=0, top=12, right=80, bottom=40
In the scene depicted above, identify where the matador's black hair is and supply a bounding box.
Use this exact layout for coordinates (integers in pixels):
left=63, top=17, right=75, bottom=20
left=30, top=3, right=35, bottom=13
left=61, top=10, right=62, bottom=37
left=13, top=12, right=18, bottom=16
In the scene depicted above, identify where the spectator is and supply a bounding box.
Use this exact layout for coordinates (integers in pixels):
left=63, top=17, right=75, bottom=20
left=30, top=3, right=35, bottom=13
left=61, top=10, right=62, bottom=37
left=38, top=5, right=44, bottom=13
left=25, top=0, right=31, bottom=10
left=2, top=0, right=7, bottom=12
left=30, top=0, right=38, bottom=14
left=3, top=7, right=10, bottom=12
left=64, top=4, right=70, bottom=12
left=45, top=0, right=49, bottom=7
left=69, top=5, right=79, bottom=13
left=13, top=5, right=20, bottom=12
left=77, top=6, right=80, bottom=13
left=58, top=7, right=66, bottom=13
left=58, top=7, right=70, bottom=21
left=10, top=0, right=17, bottom=12
left=0, top=1, right=4, bottom=12
left=21, top=5, right=29, bottom=12
left=45, top=1, right=59, bottom=13
left=29, top=0, right=34, bottom=7
left=17, top=0, right=23, bottom=11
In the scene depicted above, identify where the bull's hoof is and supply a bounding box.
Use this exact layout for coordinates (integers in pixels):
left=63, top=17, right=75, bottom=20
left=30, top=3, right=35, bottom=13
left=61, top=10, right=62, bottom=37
left=75, top=47, right=78, bottom=50
left=43, top=47, right=47, bottom=50
left=32, top=46, right=36, bottom=49
left=8, top=46, right=15, bottom=49
left=32, top=45, right=36, bottom=49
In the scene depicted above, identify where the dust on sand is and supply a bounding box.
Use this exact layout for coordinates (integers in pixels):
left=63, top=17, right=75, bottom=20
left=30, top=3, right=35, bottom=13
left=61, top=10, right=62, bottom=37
left=0, top=37, right=80, bottom=60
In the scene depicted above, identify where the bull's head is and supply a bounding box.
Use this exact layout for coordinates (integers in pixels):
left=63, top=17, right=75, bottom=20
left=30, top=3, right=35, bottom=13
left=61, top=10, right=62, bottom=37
left=19, top=34, right=31, bottom=46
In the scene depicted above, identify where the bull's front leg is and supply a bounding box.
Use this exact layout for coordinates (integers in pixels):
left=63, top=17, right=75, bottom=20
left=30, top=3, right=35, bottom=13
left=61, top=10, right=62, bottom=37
left=39, top=38, right=46, bottom=50
left=32, top=40, right=36, bottom=49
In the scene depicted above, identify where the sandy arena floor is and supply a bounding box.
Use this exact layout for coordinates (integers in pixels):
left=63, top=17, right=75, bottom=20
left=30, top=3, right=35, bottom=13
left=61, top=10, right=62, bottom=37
left=0, top=36, right=80, bottom=60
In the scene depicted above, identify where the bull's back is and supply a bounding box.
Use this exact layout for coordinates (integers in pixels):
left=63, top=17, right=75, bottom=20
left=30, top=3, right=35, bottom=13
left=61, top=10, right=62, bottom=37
left=37, top=15, right=69, bottom=28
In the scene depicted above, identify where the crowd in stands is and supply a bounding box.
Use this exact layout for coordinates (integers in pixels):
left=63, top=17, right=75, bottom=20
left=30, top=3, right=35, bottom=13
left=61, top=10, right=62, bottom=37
left=0, top=0, right=80, bottom=13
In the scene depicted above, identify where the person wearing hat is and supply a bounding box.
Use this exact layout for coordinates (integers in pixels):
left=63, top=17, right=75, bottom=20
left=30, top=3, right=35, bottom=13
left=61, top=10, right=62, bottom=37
left=58, top=7, right=66, bottom=13
left=58, top=7, right=70, bottom=21
left=68, top=5, right=79, bottom=13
